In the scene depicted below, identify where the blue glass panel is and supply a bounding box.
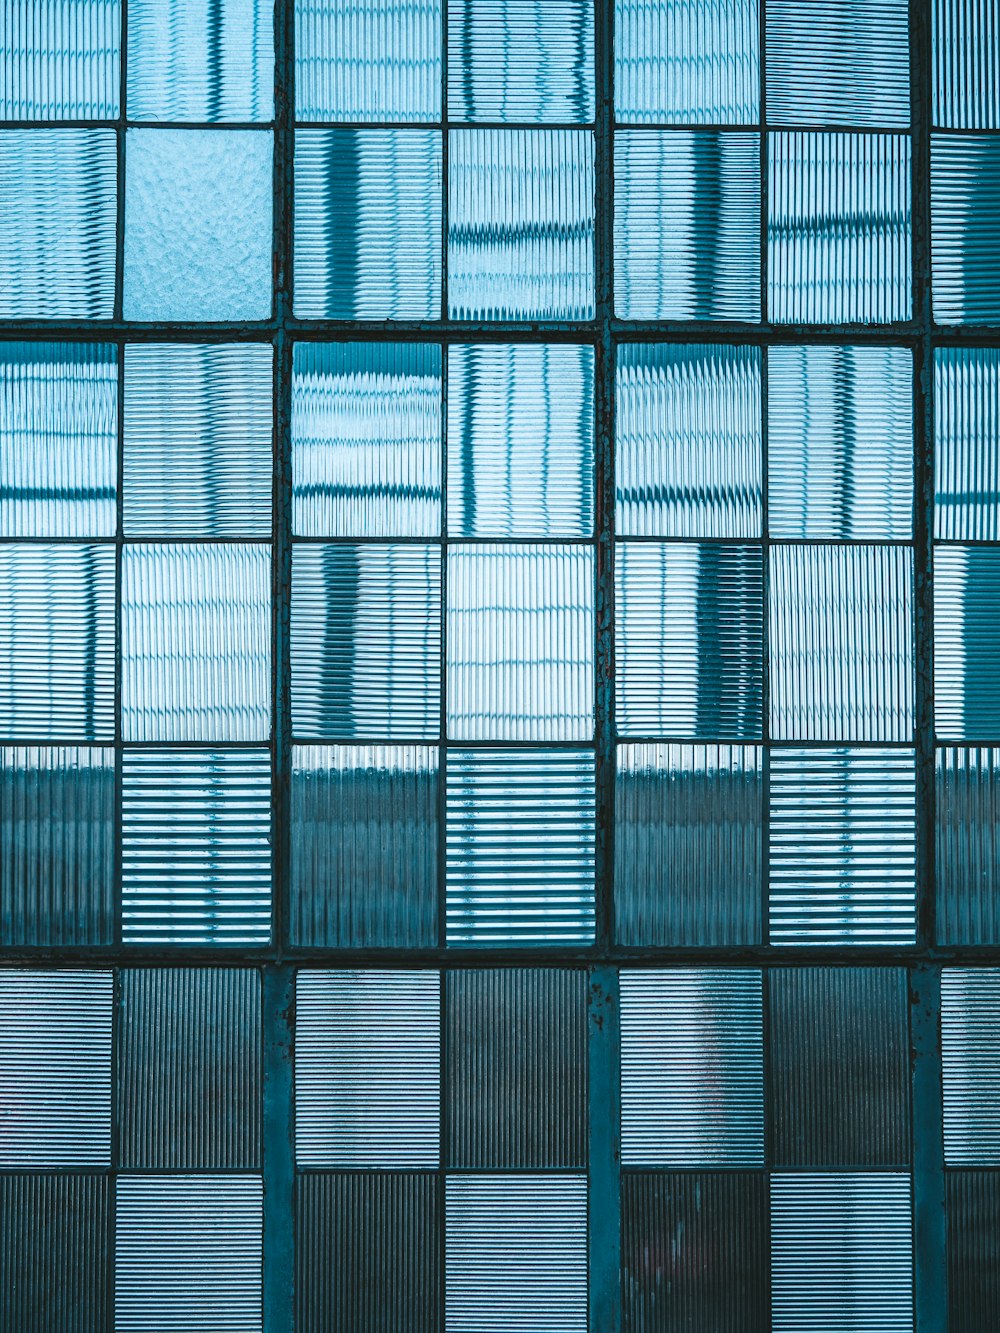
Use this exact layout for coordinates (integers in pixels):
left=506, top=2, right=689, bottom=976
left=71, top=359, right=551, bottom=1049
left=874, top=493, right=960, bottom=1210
left=2, top=0, right=121, bottom=118
left=935, top=348, right=1000, bottom=540
left=934, top=0, right=1000, bottom=129
left=932, top=133, right=1000, bottom=324
left=942, top=969, right=1000, bottom=1162
left=935, top=546, right=1000, bottom=740
left=937, top=748, right=1000, bottom=944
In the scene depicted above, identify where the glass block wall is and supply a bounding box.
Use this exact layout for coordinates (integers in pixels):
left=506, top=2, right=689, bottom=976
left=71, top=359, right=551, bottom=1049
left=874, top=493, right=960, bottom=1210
left=1, top=0, right=1000, bottom=1327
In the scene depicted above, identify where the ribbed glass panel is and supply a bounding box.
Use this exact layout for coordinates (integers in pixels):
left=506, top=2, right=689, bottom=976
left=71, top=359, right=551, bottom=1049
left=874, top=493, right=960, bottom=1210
left=446, top=544, right=594, bottom=742
left=619, top=968, right=765, bottom=1166
left=445, top=1175, right=588, bottom=1333
left=0, top=544, right=115, bottom=741
left=621, top=1173, right=768, bottom=1333
left=0, top=1175, right=110, bottom=1333
left=2, top=0, right=120, bottom=118
left=932, top=134, right=1000, bottom=323
left=934, top=546, right=1000, bottom=740
left=615, top=344, right=762, bottom=538
left=938, top=747, right=1000, bottom=944
left=127, top=0, right=273, bottom=121
left=770, top=1173, right=913, bottom=1331
left=447, top=344, right=593, bottom=539
left=768, top=346, right=914, bottom=540
left=124, top=128, right=272, bottom=322
left=768, top=132, right=912, bottom=325
left=294, top=129, right=442, bottom=320
left=295, top=970, right=440, bottom=1167
left=446, top=749, right=595, bottom=945
left=293, top=343, right=441, bottom=539
left=768, top=749, right=917, bottom=945
left=769, top=544, right=914, bottom=742
left=615, top=743, right=763, bottom=946
left=290, top=744, right=438, bottom=948
left=114, top=1175, right=262, bottom=1333
left=448, top=0, right=594, bottom=123
left=0, top=129, right=115, bottom=319
left=295, top=0, right=441, bottom=121
left=121, top=544, right=271, bottom=743
left=0, top=746, right=114, bottom=946
left=291, top=544, right=441, bottom=739
left=934, top=0, right=1000, bottom=127
left=123, top=344, right=272, bottom=538
left=614, top=131, right=761, bottom=321
left=119, top=969, right=260, bottom=1168
left=946, top=1171, right=1000, bottom=1331
left=935, top=347, right=1000, bottom=540
left=0, top=970, right=111, bottom=1167
left=447, top=969, right=587, bottom=1167
left=0, top=343, right=116, bottom=538
left=942, top=969, right=1000, bottom=1163
left=615, top=541, right=763, bottom=739
left=121, top=750, right=272, bottom=946
left=766, top=0, right=910, bottom=127
left=448, top=128, right=595, bottom=320
left=770, top=968, right=910, bottom=1166
left=296, top=1174, right=441, bottom=1333
left=614, top=0, right=759, bottom=124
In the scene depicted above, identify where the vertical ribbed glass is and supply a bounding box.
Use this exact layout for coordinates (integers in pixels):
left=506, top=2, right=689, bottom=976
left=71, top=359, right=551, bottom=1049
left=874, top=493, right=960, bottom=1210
left=2, top=0, right=121, bottom=118
left=934, top=546, right=1000, bottom=739
left=942, top=969, right=1000, bottom=1163
left=938, top=748, right=1000, bottom=944
left=936, top=348, right=1000, bottom=540
left=933, top=0, right=1000, bottom=128
left=931, top=134, right=1000, bottom=323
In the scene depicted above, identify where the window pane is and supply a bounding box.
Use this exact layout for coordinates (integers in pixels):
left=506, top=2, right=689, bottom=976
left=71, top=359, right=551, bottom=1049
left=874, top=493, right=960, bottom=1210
left=934, top=546, right=1000, bottom=740
left=932, top=134, right=1000, bottom=324
left=935, top=347, right=1000, bottom=540
left=2, top=0, right=120, bottom=119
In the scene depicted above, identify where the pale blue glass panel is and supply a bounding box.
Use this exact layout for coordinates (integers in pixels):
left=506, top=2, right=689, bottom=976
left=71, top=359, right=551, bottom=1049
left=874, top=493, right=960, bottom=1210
left=447, top=344, right=593, bottom=538
left=935, top=546, right=1000, bottom=740
left=932, top=134, right=1000, bottom=324
left=938, top=747, right=1000, bottom=944
left=128, top=0, right=273, bottom=121
left=124, top=128, right=272, bottom=322
left=295, top=0, right=441, bottom=122
left=448, top=129, right=595, bottom=320
left=292, top=343, right=441, bottom=538
left=766, top=0, right=910, bottom=127
left=614, top=0, right=759, bottom=124
left=448, top=0, right=594, bottom=123
left=615, top=344, right=761, bottom=538
left=2, top=0, right=121, bottom=118
left=0, top=343, right=116, bottom=538
left=934, top=0, right=1000, bottom=128
left=936, top=348, right=1000, bottom=540
left=294, top=129, right=441, bottom=320
left=0, top=130, right=116, bottom=319
left=614, top=131, right=761, bottom=321
left=121, top=544, right=271, bottom=742
left=769, top=132, right=911, bottom=324
left=768, top=346, right=913, bottom=539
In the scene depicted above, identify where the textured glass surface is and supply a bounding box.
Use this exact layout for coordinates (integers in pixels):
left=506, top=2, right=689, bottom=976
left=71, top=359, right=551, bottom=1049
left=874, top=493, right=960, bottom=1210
left=295, top=0, right=441, bottom=121
left=294, top=129, right=442, bottom=320
left=769, top=544, right=914, bottom=743
left=295, top=970, right=440, bottom=1167
left=942, top=969, right=1000, bottom=1163
left=615, top=743, right=763, bottom=946
left=938, top=747, right=1000, bottom=945
left=932, top=134, right=1000, bottom=323
left=448, top=0, right=594, bottom=123
left=769, top=749, right=917, bottom=945
left=2, top=0, right=120, bottom=118
left=121, top=544, right=271, bottom=743
left=614, top=131, right=761, bottom=321
left=446, top=544, right=594, bottom=742
left=615, top=344, right=762, bottom=538
left=127, top=0, right=273, bottom=120
left=620, top=969, right=765, bottom=1166
left=766, top=0, right=910, bottom=127
left=448, top=129, right=595, bottom=320
left=768, top=346, right=913, bottom=540
left=0, top=343, right=117, bottom=539
left=124, top=128, right=273, bottom=322
left=447, top=344, right=593, bottom=539
left=947, top=1171, right=1000, bottom=1331
left=121, top=751, right=272, bottom=946
left=293, top=343, right=442, bottom=538
left=936, top=348, right=1000, bottom=540
left=769, top=132, right=912, bottom=324
left=445, top=749, right=595, bottom=945
left=615, top=541, right=763, bottom=738
left=0, top=544, right=115, bottom=741
left=934, top=546, right=1000, bottom=740
left=0, top=129, right=116, bottom=320
left=124, top=344, right=272, bottom=538
left=614, top=0, right=758, bottom=124
left=934, top=0, right=1000, bottom=128
left=291, top=544, right=441, bottom=739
